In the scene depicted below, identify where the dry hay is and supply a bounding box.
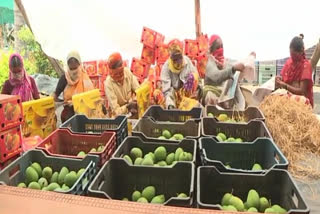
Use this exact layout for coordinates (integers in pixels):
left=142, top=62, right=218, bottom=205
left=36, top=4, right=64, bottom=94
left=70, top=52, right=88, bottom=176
left=260, top=95, right=320, bottom=180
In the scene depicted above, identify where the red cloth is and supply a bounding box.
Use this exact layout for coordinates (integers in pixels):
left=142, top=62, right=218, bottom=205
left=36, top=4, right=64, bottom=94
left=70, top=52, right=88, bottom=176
left=108, top=52, right=124, bottom=84
left=209, top=34, right=224, bottom=68
left=281, top=52, right=314, bottom=107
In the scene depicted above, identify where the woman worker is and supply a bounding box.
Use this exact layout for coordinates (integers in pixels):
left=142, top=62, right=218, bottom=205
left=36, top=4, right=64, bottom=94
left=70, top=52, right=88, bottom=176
left=53, top=51, right=94, bottom=122
left=161, top=39, right=199, bottom=109
left=275, top=34, right=314, bottom=107
left=1, top=53, right=40, bottom=101
left=201, top=34, right=245, bottom=106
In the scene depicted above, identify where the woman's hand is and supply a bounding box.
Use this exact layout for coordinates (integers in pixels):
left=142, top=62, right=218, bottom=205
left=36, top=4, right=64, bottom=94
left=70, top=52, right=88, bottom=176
left=232, top=63, right=245, bottom=72
left=275, top=76, right=286, bottom=89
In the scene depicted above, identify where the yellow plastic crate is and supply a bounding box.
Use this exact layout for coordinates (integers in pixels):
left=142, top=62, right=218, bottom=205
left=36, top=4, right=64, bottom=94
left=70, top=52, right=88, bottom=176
left=22, top=97, right=57, bottom=138
left=72, top=89, right=105, bottom=118
left=136, top=81, right=152, bottom=118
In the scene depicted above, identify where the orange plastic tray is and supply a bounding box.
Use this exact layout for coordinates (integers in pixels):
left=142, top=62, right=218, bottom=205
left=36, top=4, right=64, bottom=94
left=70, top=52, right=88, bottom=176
left=0, top=185, right=238, bottom=214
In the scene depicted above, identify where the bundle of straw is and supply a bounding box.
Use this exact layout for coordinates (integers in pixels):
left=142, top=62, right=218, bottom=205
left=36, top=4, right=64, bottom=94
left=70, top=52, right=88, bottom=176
left=260, top=95, right=320, bottom=180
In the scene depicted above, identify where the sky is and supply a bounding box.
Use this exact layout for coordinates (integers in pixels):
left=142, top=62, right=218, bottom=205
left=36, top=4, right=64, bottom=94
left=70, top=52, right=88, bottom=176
left=21, top=0, right=320, bottom=62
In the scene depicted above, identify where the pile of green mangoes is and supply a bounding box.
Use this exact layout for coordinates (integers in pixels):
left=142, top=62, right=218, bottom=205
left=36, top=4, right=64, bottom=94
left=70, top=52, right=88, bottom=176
left=221, top=189, right=287, bottom=213
left=16, top=162, right=85, bottom=192
left=225, top=163, right=263, bottom=171
left=122, top=146, right=193, bottom=167
left=207, top=113, right=245, bottom=123
left=158, top=130, right=184, bottom=141
left=216, top=132, right=244, bottom=143
left=122, top=185, right=188, bottom=204
left=76, top=146, right=105, bottom=157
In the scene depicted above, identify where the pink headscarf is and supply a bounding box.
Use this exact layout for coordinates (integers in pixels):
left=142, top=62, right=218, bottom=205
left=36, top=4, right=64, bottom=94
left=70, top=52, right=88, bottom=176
left=9, top=53, right=33, bottom=102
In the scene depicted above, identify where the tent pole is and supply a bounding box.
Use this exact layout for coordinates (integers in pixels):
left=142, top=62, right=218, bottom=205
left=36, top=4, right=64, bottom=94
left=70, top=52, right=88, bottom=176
left=195, top=0, right=201, bottom=38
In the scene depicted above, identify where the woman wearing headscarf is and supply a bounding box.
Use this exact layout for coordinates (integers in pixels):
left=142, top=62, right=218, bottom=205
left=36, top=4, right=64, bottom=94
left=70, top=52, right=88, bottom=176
left=104, top=52, right=140, bottom=117
left=275, top=34, right=314, bottom=107
left=161, top=39, right=199, bottom=109
left=202, top=35, right=245, bottom=106
left=53, top=50, right=94, bottom=122
left=1, top=53, right=40, bottom=102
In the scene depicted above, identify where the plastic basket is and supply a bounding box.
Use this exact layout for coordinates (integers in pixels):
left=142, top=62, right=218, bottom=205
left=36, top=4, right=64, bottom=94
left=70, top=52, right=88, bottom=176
left=0, top=150, right=99, bottom=195
left=199, top=137, right=288, bottom=173
left=133, top=117, right=201, bottom=142
left=142, top=105, right=203, bottom=123
left=88, top=158, right=195, bottom=207
left=36, top=129, right=116, bottom=166
left=60, top=114, right=128, bottom=147
left=197, top=166, right=309, bottom=213
left=205, top=105, right=265, bottom=123
left=201, top=117, right=272, bottom=142
left=113, top=136, right=196, bottom=163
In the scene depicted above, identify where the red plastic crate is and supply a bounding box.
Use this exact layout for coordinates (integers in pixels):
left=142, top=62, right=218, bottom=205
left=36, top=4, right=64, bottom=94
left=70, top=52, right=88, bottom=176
left=36, top=129, right=116, bottom=166
left=0, top=95, right=23, bottom=132
left=140, top=27, right=164, bottom=49
left=154, top=32, right=165, bottom=47
left=130, top=58, right=150, bottom=82
left=0, top=126, right=22, bottom=163
left=184, top=39, right=200, bottom=59
left=155, top=43, right=169, bottom=64
left=83, top=61, right=98, bottom=76
left=98, top=60, right=109, bottom=76
left=197, top=54, right=208, bottom=78
left=141, top=45, right=155, bottom=64
left=89, top=75, right=105, bottom=96
left=197, top=34, right=209, bottom=55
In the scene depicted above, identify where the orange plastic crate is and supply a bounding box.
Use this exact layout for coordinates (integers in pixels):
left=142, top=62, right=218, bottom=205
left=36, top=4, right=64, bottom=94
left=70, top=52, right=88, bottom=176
left=184, top=39, right=200, bottom=59
left=196, top=54, right=208, bottom=78
left=130, top=58, right=150, bottom=82
left=0, top=94, right=23, bottom=132
left=155, top=44, right=169, bottom=64
left=141, top=27, right=165, bottom=49
left=83, top=61, right=98, bottom=76
left=141, top=45, right=156, bottom=64
left=0, top=126, right=22, bottom=163
left=197, top=34, right=209, bottom=55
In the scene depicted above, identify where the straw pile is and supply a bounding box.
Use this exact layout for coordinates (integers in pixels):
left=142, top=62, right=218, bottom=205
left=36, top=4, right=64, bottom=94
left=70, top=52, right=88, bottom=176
left=260, top=95, right=320, bottom=180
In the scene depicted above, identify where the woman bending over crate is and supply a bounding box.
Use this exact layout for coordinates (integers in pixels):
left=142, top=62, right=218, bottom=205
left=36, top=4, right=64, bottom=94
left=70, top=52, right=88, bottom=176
left=160, top=39, right=200, bottom=110
left=53, top=51, right=94, bottom=122
left=104, top=52, right=140, bottom=118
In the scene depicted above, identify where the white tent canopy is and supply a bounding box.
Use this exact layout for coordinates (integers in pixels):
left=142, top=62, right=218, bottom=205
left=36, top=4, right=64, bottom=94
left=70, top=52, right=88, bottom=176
left=22, top=0, right=320, bottom=62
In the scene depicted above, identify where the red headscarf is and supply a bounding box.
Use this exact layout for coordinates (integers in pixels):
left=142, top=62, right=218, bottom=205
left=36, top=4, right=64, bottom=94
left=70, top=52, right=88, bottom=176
left=281, top=51, right=314, bottom=107
left=209, top=34, right=224, bottom=69
left=108, top=52, right=124, bottom=84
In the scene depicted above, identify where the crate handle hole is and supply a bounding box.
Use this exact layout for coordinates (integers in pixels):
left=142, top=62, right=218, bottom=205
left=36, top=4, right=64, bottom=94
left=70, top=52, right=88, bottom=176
left=274, top=152, right=280, bottom=163
left=9, top=164, right=20, bottom=179
left=291, top=190, right=299, bottom=208
left=1, top=124, right=4, bottom=128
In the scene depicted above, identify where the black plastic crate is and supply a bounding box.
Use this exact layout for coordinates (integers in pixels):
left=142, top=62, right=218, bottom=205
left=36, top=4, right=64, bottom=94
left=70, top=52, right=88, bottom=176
left=199, top=137, right=288, bottom=173
left=60, top=114, right=128, bottom=147
left=202, top=117, right=272, bottom=142
left=205, top=105, right=265, bottom=123
left=133, top=117, right=200, bottom=142
left=88, top=158, right=195, bottom=207
left=0, top=150, right=99, bottom=195
left=197, top=166, right=309, bottom=213
left=113, top=136, right=197, bottom=163
left=143, top=105, right=203, bottom=123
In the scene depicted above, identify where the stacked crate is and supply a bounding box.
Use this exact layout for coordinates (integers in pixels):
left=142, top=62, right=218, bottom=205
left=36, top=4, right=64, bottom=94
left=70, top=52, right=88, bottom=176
left=0, top=95, right=23, bottom=166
